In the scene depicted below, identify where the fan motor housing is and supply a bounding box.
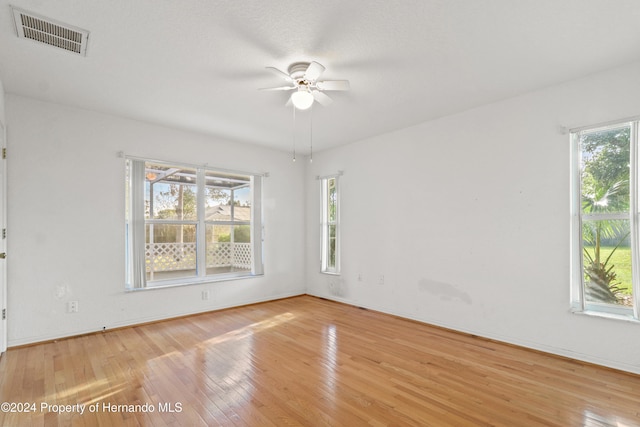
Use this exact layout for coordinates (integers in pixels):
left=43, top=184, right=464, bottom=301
left=287, top=62, right=311, bottom=79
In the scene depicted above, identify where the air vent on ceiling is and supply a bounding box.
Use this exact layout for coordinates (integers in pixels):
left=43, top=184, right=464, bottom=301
left=11, top=7, right=89, bottom=56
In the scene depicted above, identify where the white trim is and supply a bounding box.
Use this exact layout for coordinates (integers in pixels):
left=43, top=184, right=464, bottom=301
left=570, top=121, right=638, bottom=320
left=125, top=157, right=264, bottom=289
left=251, top=175, right=264, bottom=276
left=128, top=159, right=147, bottom=289
left=568, top=116, right=640, bottom=134
left=316, top=170, right=344, bottom=180
left=632, top=122, right=640, bottom=320
left=582, top=213, right=629, bottom=221
left=569, top=131, right=584, bottom=310
left=572, top=309, right=640, bottom=324
left=320, top=271, right=341, bottom=277
left=119, top=152, right=268, bottom=178
left=320, top=175, right=340, bottom=274
left=145, top=219, right=199, bottom=225
left=127, top=270, right=261, bottom=291
left=196, top=169, right=206, bottom=279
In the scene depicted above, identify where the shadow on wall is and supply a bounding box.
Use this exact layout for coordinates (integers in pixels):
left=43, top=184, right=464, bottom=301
left=418, top=279, right=473, bottom=305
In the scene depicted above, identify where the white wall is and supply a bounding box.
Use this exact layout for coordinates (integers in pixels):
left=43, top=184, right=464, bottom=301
left=0, top=78, right=5, bottom=126
left=6, top=95, right=306, bottom=346
left=306, top=61, right=640, bottom=374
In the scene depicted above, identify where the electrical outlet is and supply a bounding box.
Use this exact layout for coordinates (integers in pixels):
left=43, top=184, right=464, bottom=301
left=67, top=301, right=78, bottom=313
left=358, top=273, right=363, bottom=282
left=378, top=275, right=385, bottom=285
left=202, top=290, right=210, bottom=301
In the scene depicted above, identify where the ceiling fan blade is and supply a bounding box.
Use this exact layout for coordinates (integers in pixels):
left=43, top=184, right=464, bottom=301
left=312, top=90, right=333, bottom=106
left=266, top=66, right=293, bottom=82
left=259, top=86, right=296, bottom=91
left=304, top=61, right=325, bottom=81
left=316, top=80, right=350, bottom=91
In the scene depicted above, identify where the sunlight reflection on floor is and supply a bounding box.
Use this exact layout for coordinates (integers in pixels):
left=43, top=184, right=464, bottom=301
left=144, top=311, right=298, bottom=412
left=323, top=324, right=338, bottom=395
left=200, top=312, right=296, bottom=346
left=583, top=409, right=634, bottom=427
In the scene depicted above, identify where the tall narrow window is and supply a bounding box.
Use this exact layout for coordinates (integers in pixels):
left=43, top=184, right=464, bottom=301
left=571, top=122, right=639, bottom=319
left=321, top=175, right=340, bottom=274
left=125, top=158, right=263, bottom=289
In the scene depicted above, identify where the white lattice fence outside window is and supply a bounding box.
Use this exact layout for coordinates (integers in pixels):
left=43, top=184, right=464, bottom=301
left=206, top=242, right=252, bottom=270
left=206, top=242, right=232, bottom=267
left=145, top=242, right=252, bottom=274
left=146, top=242, right=197, bottom=273
left=231, top=243, right=252, bottom=270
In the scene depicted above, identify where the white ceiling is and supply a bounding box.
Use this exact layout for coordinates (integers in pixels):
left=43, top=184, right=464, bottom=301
left=1, top=0, right=640, bottom=153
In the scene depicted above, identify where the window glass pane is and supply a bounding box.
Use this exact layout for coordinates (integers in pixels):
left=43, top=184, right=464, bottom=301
left=582, top=219, right=633, bottom=307
left=146, top=224, right=197, bottom=281
left=205, top=174, right=231, bottom=208
left=233, top=185, right=251, bottom=222
left=233, top=225, right=251, bottom=243
left=321, top=176, right=339, bottom=273
left=232, top=225, right=252, bottom=271
left=204, top=202, right=251, bottom=223
left=328, top=178, right=337, bottom=222
left=204, top=171, right=250, bottom=206
left=145, top=163, right=197, bottom=220
left=579, top=125, right=630, bottom=215
left=125, top=159, right=131, bottom=220
left=328, top=224, right=336, bottom=269
left=204, top=171, right=251, bottom=222
left=205, top=224, right=252, bottom=274
left=234, top=186, right=251, bottom=209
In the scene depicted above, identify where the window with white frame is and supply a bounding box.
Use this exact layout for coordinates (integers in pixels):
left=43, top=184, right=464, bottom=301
left=320, top=175, right=340, bottom=274
left=571, top=121, right=639, bottom=319
left=125, top=158, right=263, bottom=289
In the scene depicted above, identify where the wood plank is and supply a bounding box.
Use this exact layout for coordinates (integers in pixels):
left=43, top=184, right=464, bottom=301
left=1, top=295, right=639, bottom=426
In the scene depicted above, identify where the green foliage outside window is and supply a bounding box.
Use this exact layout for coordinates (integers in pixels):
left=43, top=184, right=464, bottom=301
left=580, top=126, right=632, bottom=305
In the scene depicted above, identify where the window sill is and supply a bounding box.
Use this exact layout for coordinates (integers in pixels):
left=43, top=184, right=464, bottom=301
left=571, top=309, right=639, bottom=324
left=126, top=273, right=263, bottom=292
left=320, top=271, right=341, bottom=276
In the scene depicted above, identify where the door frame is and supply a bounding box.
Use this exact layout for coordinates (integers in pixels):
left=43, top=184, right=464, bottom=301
left=0, top=122, right=6, bottom=354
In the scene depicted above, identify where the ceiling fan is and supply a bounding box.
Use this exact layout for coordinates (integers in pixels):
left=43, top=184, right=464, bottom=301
left=261, top=61, right=350, bottom=110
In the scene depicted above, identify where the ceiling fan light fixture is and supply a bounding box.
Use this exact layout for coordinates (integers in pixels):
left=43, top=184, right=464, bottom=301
left=291, top=89, right=314, bottom=110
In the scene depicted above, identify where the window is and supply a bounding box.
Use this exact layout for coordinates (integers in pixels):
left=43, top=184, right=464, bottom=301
left=321, top=175, right=340, bottom=274
left=571, top=121, right=639, bottom=319
left=125, top=158, right=263, bottom=289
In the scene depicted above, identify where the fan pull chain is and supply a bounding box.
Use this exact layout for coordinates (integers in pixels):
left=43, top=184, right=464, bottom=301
left=292, top=104, right=296, bottom=162
left=309, top=104, right=313, bottom=163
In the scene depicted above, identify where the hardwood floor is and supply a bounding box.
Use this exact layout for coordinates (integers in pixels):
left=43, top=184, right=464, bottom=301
left=1, top=295, right=639, bottom=426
